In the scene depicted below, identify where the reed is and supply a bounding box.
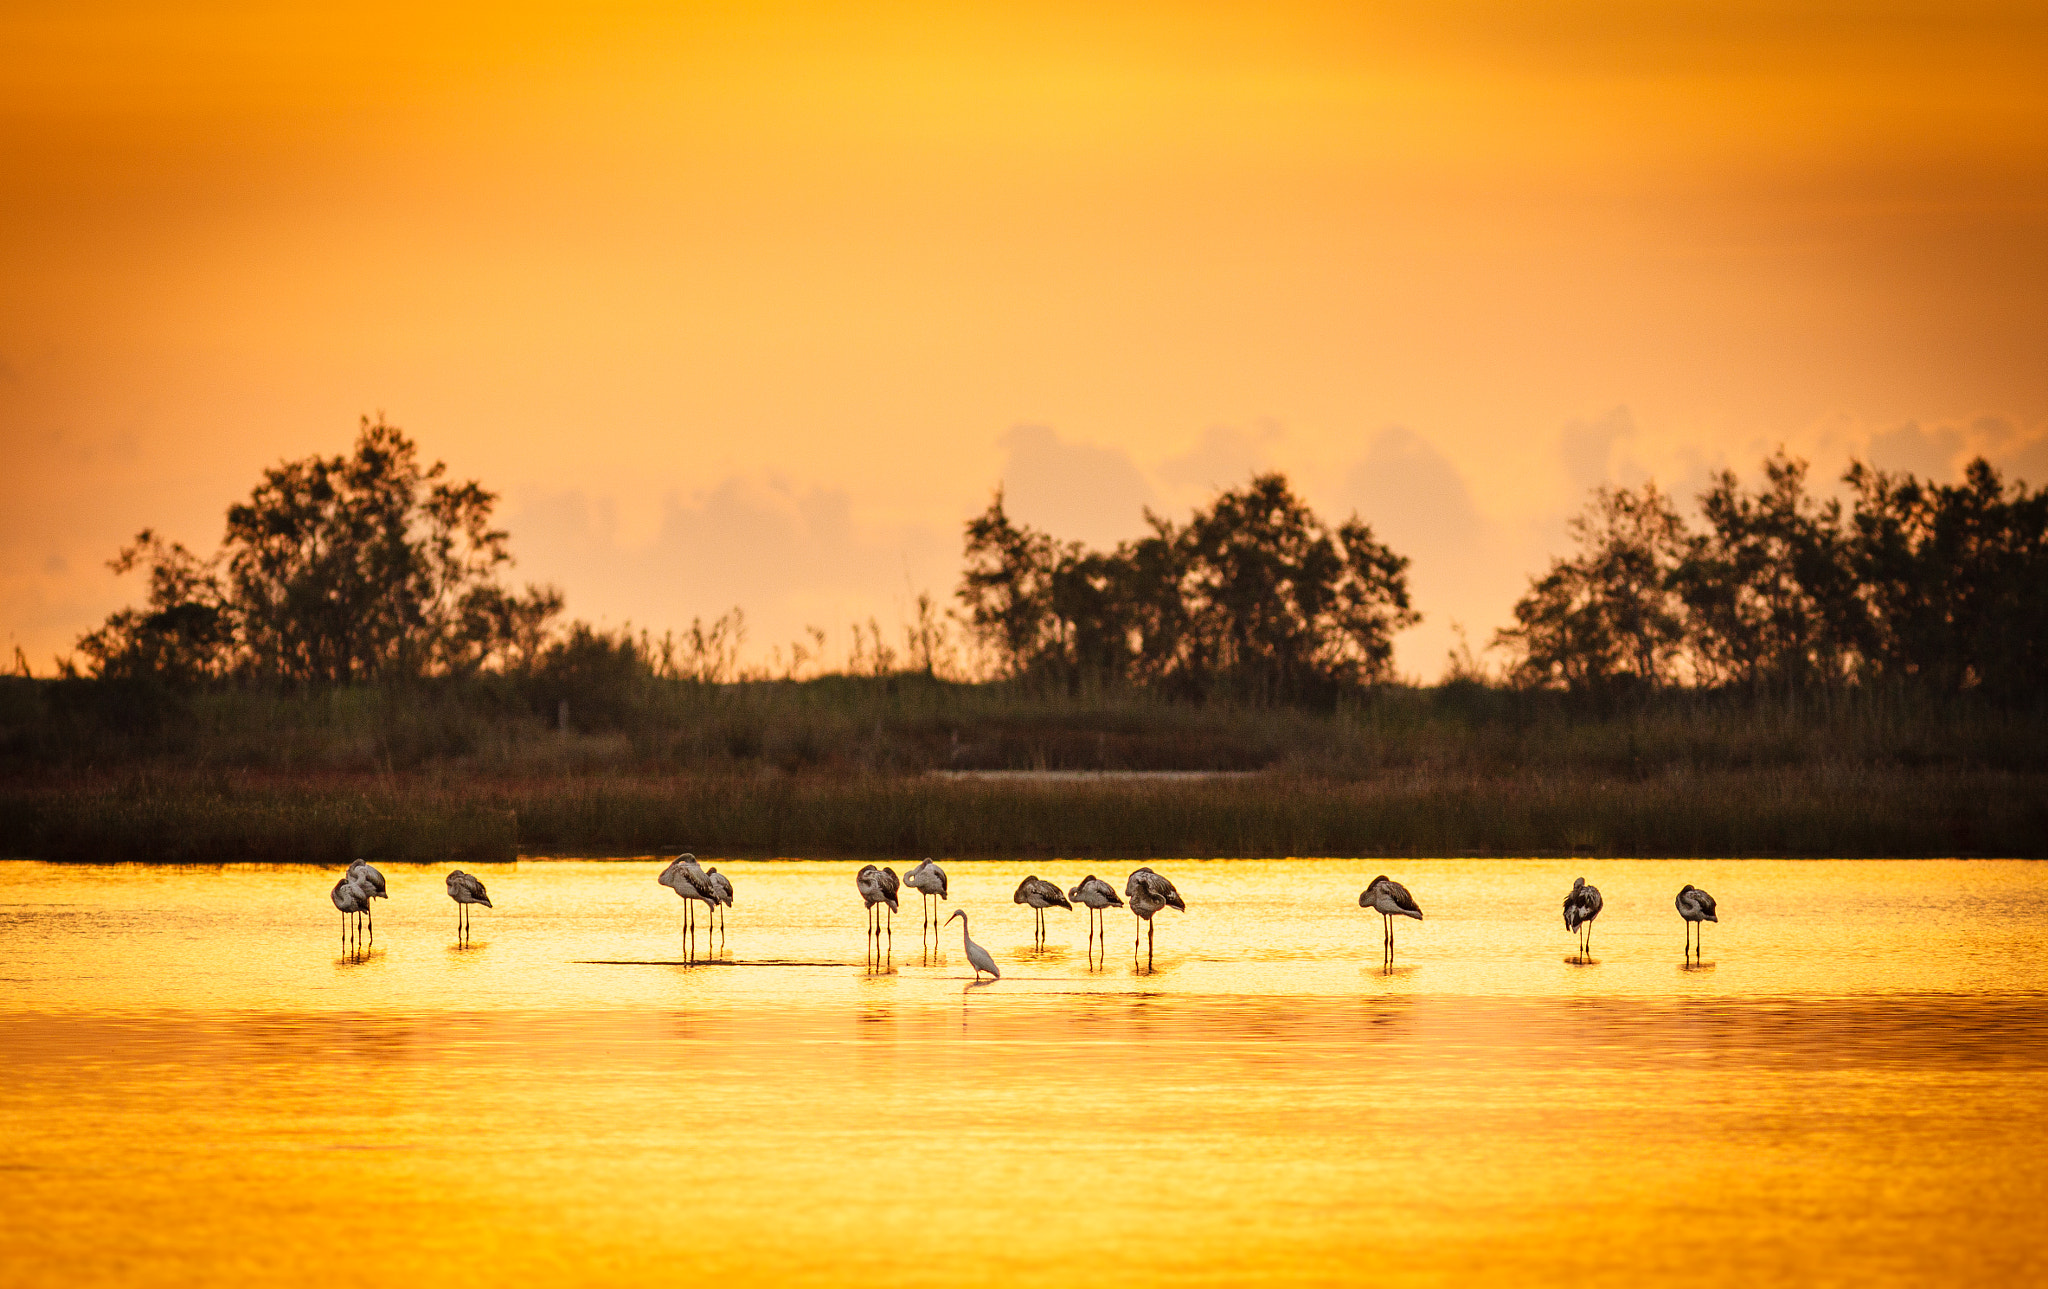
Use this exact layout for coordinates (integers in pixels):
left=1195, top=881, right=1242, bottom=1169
left=4, top=765, right=2040, bottom=862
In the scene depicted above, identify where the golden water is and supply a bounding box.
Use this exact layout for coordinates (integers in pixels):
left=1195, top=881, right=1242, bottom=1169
left=3, top=858, right=2045, bottom=1285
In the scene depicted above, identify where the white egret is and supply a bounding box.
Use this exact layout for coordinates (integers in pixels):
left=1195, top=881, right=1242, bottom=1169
left=946, top=909, right=1000, bottom=981
left=1677, top=884, right=1718, bottom=956
left=1359, top=875, right=1423, bottom=963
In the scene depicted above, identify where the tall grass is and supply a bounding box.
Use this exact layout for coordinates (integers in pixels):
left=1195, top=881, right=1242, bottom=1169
left=3, top=674, right=2040, bottom=861
left=4, top=766, right=2040, bottom=862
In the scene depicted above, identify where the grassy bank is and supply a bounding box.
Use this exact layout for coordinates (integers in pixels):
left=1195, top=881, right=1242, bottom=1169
left=5, top=674, right=2041, bottom=860
left=4, top=765, right=2042, bottom=862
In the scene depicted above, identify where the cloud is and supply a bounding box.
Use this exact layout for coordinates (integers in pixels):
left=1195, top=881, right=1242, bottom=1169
left=1861, top=414, right=2048, bottom=488
left=995, top=424, right=1156, bottom=548
left=1343, top=426, right=1537, bottom=682
left=1157, top=422, right=1282, bottom=496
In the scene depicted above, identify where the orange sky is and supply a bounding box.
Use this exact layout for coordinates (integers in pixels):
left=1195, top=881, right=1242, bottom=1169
left=5, top=1, right=2046, bottom=679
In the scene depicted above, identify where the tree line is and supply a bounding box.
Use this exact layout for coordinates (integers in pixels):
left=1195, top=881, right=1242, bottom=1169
left=1497, top=451, right=2048, bottom=701
left=65, top=418, right=2048, bottom=706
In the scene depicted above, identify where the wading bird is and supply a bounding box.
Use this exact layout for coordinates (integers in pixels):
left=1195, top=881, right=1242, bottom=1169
left=1564, top=877, right=1604, bottom=955
left=905, top=859, right=948, bottom=932
left=857, top=864, right=901, bottom=950
left=1068, top=874, right=1123, bottom=959
left=660, top=854, right=718, bottom=949
left=1677, top=884, right=1718, bottom=956
left=1359, top=875, right=1423, bottom=963
left=446, top=869, right=491, bottom=939
left=1013, top=875, right=1072, bottom=945
left=347, top=858, right=388, bottom=902
left=1124, top=867, right=1185, bottom=970
left=706, top=867, right=734, bottom=939
left=331, top=875, right=370, bottom=950
left=946, top=909, right=999, bottom=981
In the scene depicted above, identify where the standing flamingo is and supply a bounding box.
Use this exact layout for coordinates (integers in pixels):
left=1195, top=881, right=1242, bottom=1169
left=1013, top=875, right=1072, bottom=946
left=1359, top=875, right=1423, bottom=963
left=905, top=859, right=948, bottom=933
left=331, top=875, right=370, bottom=951
left=857, top=864, right=900, bottom=955
left=446, top=870, right=492, bottom=940
left=1068, top=874, right=1123, bottom=961
left=1124, top=867, right=1185, bottom=970
left=660, top=853, right=718, bottom=952
left=1677, top=884, right=1717, bottom=956
left=706, top=867, right=734, bottom=940
left=1564, top=877, right=1604, bottom=955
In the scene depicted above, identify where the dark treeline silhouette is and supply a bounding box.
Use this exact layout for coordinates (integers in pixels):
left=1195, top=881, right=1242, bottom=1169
left=76, top=417, right=565, bottom=687
left=957, top=473, right=1418, bottom=704
left=42, top=420, right=2048, bottom=717
left=1497, top=450, right=2048, bottom=702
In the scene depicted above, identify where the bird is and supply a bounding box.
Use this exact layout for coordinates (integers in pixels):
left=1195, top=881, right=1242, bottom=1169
left=660, top=853, right=718, bottom=949
left=857, top=864, right=901, bottom=951
left=446, top=869, right=491, bottom=939
left=1359, top=875, right=1423, bottom=963
left=904, top=858, right=948, bottom=932
left=1564, top=877, right=1604, bottom=955
left=706, top=867, right=734, bottom=939
left=330, top=875, right=370, bottom=950
left=946, top=909, right=1000, bottom=981
left=1677, top=884, right=1718, bottom=956
left=1124, top=867, right=1185, bottom=970
left=347, top=858, right=388, bottom=902
left=1013, top=875, right=1072, bottom=945
left=344, top=860, right=386, bottom=942
left=1068, top=874, right=1123, bottom=960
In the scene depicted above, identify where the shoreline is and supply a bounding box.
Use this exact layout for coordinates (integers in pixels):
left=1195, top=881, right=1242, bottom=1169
left=5, top=767, right=2042, bottom=863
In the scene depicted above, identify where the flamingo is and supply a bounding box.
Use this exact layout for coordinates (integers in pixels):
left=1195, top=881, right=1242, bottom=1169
left=1677, top=884, right=1717, bottom=956
left=1068, top=874, right=1123, bottom=960
left=1359, top=875, right=1423, bottom=963
left=857, top=864, right=900, bottom=953
left=331, top=875, right=370, bottom=950
left=706, top=867, right=734, bottom=939
left=347, top=858, right=388, bottom=902
left=1564, top=877, right=1604, bottom=955
left=1124, top=867, right=1185, bottom=970
left=1013, top=875, right=1072, bottom=945
left=946, top=909, right=1000, bottom=981
left=904, top=859, right=948, bottom=932
left=446, top=870, right=491, bottom=939
left=660, top=853, right=718, bottom=950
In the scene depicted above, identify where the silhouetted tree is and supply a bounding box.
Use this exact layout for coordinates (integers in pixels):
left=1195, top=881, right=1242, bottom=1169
left=1675, top=452, right=1858, bottom=694
left=78, top=417, right=562, bottom=685
left=1846, top=457, right=2048, bottom=699
left=1495, top=483, right=1688, bottom=691
left=956, top=472, right=1418, bottom=701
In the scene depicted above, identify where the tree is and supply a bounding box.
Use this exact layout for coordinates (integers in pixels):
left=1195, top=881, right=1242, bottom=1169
left=1496, top=483, right=1689, bottom=691
left=957, top=490, right=1061, bottom=680
left=1177, top=474, right=1417, bottom=701
left=74, top=531, right=230, bottom=685
left=954, top=472, right=1419, bottom=702
left=1846, top=456, right=2048, bottom=699
left=1674, top=451, right=1857, bottom=694
left=79, top=417, right=561, bottom=685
